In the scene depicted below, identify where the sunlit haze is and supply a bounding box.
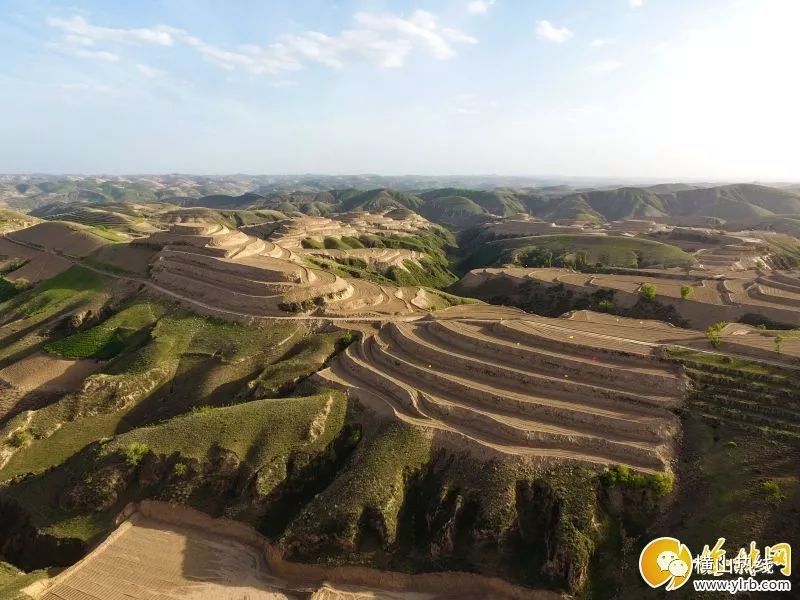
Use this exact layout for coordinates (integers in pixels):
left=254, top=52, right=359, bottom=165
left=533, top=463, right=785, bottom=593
left=1, top=0, right=798, bottom=179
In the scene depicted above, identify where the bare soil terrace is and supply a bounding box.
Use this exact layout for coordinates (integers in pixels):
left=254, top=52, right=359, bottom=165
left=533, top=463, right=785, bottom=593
left=459, top=267, right=800, bottom=328
left=316, top=309, right=688, bottom=472
left=142, top=220, right=443, bottom=318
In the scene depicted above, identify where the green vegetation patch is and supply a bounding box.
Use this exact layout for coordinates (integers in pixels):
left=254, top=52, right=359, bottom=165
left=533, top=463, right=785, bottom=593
left=600, top=465, right=673, bottom=496
left=0, top=303, right=302, bottom=481
left=250, top=331, right=350, bottom=398
left=0, top=562, right=58, bottom=600
left=301, top=237, right=324, bottom=249
left=285, top=422, right=432, bottom=558
left=461, top=234, right=695, bottom=272
left=1, top=266, right=105, bottom=318
left=44, top=302, right=165, bottom=359
left=110, top=392, right=347, bottom=468
left=386, top=258, right=457, bottom=289
left=0, top=276, right=20, bottom=303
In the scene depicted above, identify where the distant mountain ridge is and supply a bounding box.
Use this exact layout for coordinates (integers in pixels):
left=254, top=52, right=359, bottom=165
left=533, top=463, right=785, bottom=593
left=4, top=176, right=800, bottom=227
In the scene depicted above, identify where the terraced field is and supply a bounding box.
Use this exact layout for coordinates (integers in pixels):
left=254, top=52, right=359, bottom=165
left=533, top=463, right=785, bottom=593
left=144, top=220, right=449, bottom=318
left=669, top=349, right=800, bottom=440
left=458, top=267, right=800, bottom=327
left=695, top=244, right=768, bottom=271
left=34, top=206, right=133, bottom=229
left=271, top=213, right=432, bottom=250
left=302, top=248, right=423, bottom=271
left=316, top=314, right=687, bottom=471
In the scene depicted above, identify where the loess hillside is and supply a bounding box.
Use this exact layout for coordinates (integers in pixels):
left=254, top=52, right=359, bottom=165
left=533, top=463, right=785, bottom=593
left=1, top=178, right=800, bottom=599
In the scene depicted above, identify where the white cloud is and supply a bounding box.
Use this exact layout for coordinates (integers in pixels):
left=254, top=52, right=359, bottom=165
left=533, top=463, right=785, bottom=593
left=629, top=0, right=644, bottom=7
left=467, top=1, right=495, bottom=15
left=47, top=11, right=476, bottom=75
left=74, top=49, right=120, bottom=61
left=55, top=82, right=113, bottom=94
left=590, top=38, right=612, bottom=48
left=592, top=59, right=623, bottom=73
left=536, top=20, right=573, bottom=43
left=136, top=63, right=163, bottom=78
left=47, top=15, right=176, bottom=46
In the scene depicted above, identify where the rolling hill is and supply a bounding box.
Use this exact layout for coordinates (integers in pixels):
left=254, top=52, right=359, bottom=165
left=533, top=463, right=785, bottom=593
left=460, top=234, right=696, bottom=271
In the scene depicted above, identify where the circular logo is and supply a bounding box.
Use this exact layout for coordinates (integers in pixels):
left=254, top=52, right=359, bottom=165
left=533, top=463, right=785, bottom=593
left=639, top=536, right=693, bottom=591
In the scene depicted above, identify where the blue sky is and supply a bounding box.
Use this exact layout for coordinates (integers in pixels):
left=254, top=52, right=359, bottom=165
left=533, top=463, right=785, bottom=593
left=1, top=0, right=798, bottom=179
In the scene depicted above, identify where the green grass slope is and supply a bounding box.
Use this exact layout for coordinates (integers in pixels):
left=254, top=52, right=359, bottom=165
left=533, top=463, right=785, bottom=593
left=420, top=188, right=526, bottom=217
left=461, top=234, right=695, bottom=271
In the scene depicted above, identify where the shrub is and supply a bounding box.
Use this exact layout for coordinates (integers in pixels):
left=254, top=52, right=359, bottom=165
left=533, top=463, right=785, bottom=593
left=323, top=236, right=350, bottom=250
left=774, top=334, right=784, bottom=353
left=190, top=405, right=214, bottom=415
left=761, top=480, right=784, bottom=503
left=597, top=299, right=615, bottom=313
left=340, top=236, right=365, bottom=249
left=640, top=283, right=656, bottom=301
left=680, top=285, right=694, bottom=300
left=9, top=430, right=32, bottom=448
left=301, top=237, right=324, bottom=249
left=705, top=321, right=728, bottom=349
left=123, top=442, right=149, bottom=466
left=173, top=462, right=188, bottom=477
left=336, top=331, right=356, bottom=350
left=600, top=465, right=673, bottom=496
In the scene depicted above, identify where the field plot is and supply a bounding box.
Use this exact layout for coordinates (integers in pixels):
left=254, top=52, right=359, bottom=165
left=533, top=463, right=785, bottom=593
left=31, top=506, right=552, bottom=600
left=0, top=352, right=100, bottom=420
left=35, top=513, right=292, bottom=600
left=0, top=238, right=72, bottom=284
left=6, top=222, right=111, bottom=258
left=459, top=267, right=800, bottom=327
left=317, top=310, right=687, bottom=471
left=583, top=274, right=726, bottom=304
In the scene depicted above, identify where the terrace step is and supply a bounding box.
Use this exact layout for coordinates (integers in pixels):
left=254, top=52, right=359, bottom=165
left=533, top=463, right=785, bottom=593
left=364, top=334, right=670, bottom=445
left=386, top=322, right=677, bottom=412
left=493, top=320, right=657, bottom=360
left=416, top=392, right=665, bottom=471
left=426, top=321, right=683, bottom=396
left=692, top=401, right=800, bottom=435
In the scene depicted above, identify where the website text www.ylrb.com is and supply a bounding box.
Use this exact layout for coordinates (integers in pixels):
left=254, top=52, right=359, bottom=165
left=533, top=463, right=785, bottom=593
left=692, top=577, right=791, bottom=594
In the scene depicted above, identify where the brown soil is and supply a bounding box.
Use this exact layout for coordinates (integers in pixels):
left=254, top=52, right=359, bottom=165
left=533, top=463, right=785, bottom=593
left=7, top=222, right=109, bottom=258
left=142, top=221, right=437, bottom=318
left=0, top=238, right=72, bottom=283
left=30, top=501, right=558, bottom=600
left=0, top=353, right=100, bottom=420
left=315, top=312, right=687, bottom=471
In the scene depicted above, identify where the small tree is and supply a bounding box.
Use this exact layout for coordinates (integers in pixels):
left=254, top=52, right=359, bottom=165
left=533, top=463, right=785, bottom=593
left=640, top=283, right=657, bottom=301
left=575, top=250, right=589, bottom=270
left=705, top=322, right=728, bottom=349
left=774, top=334, right=784, bottom=353
left=680, top=285, right=694, bottom=300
